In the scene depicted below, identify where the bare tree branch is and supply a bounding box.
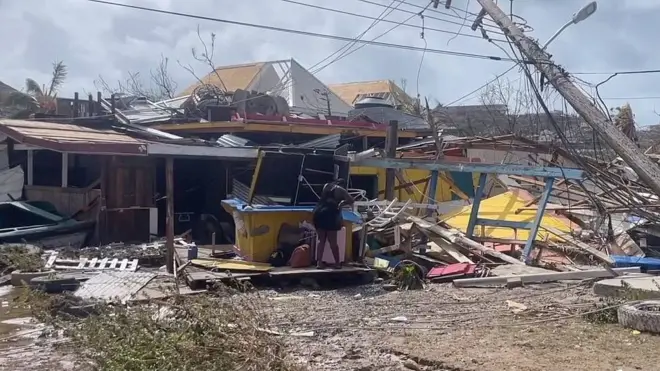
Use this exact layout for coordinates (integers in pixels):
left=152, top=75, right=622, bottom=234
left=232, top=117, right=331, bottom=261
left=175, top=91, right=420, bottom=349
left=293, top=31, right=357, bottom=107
left=94, top=55, right=177, bottom=101
left=190, top=25, right=227, bottom=92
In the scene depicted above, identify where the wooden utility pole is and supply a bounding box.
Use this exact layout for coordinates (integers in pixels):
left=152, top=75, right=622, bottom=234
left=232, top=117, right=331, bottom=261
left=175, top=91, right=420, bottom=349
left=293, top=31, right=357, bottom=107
left=477, top=0, right=660, bottom=196
left=165, top=157, right=175, bottom=274
left=384, top=120, right=399, bottom=200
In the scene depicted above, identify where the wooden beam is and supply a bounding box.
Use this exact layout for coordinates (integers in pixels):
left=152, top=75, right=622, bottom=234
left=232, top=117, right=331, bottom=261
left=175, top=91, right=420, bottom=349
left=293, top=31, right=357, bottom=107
left=151, top=121, right=421, bottom=138
left=165, top=157, right=174, bottom=274
left=384, top=120, right=398, bottom=200
left=541, top=225, right=614, bottom=265
left=453, top=267, right=639, bottom=287
left=27, top=150, right=34, bottom=186
left=521, top=177, right=554, bottom=264
left=355, top=158, right=584, bottom=179
left=408, top=216, right=524, bottom=265
left=61, top=152, right=68, bottom=187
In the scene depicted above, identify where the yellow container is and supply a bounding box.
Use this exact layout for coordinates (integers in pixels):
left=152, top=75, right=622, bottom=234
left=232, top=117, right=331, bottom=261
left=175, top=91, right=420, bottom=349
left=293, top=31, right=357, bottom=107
left=222, top=201, right=354, bottom=263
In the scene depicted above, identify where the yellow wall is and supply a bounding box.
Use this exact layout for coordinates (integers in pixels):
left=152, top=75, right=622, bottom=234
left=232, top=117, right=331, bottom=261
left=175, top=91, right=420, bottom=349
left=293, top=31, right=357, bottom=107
left=350, top=166, right=459, bottom=203
left=223, top=204, right=353, bottom=263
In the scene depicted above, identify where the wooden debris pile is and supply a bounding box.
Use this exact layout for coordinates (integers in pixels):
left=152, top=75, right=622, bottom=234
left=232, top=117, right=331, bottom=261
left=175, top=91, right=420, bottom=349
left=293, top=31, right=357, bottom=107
left=355, top=160, right=660, bottom=287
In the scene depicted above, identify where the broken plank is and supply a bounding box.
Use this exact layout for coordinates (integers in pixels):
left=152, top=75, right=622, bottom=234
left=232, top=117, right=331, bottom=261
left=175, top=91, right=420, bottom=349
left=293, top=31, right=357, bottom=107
left=98, top=258, right=108, bottom=270
left=408, top=216, right=524, bottom=265
left=541, top=226, right=614, bottom=265
left=76, top=258, right=88, bottom=269
left=119, top=259, right=128, bottom=271
left=453, top=267, right=640, bottom=287
left=394, top=170, right=415, bottom=196
left=429, top=238, right=474, bottom=264
left=45, top=252, right=58, bottom=269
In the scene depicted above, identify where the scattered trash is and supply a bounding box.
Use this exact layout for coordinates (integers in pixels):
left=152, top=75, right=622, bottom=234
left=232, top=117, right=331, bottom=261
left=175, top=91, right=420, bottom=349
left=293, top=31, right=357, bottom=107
left=506, top=300, right=528, bottom=314
left=390, top=316, right=408, bottom=322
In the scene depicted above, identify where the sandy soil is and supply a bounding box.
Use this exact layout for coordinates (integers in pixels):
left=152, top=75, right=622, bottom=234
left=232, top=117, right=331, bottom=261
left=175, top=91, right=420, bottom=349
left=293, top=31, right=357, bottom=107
left=260, top=282, right=660, bottom=371
left=2, top=281, right=660, bottom=370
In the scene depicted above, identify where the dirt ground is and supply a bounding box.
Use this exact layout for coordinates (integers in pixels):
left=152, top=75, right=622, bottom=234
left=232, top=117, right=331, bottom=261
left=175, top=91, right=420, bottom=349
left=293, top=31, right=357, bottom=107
left=262, top=282, right=660, bottom=371
left=2, top=281, right=660, bottom=370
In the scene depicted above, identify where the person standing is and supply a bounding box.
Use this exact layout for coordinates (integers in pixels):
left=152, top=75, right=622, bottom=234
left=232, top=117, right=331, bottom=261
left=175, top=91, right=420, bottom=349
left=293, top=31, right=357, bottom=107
left=312, top=179, right=354, bottom=269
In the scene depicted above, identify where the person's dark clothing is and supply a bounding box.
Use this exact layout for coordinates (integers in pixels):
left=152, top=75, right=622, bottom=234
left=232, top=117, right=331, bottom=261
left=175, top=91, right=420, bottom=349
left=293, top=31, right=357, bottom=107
left=313, top=184, right=343, bottom=231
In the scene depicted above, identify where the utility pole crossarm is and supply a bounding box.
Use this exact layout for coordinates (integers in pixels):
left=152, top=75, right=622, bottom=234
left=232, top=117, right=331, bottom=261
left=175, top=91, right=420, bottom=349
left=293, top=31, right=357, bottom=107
left=476, top=0, right=660, bottom=196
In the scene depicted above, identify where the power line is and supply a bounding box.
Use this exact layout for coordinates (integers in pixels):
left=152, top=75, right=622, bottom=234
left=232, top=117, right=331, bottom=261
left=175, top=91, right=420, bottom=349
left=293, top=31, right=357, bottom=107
left=306, top=0, right=401, bottom=74
left=357, top=0, right=505, bottom=34
left=399, top=0, right=499, bottom=26
left=253, top=0, right=404, bottom=106
left=282, top=0, right=506, bottom=42
left=573, top=69, right=660, bottom=76
left=444, top=64, right=518, bottom=106
left=87, top=0, right=525, bottom=63
left=600, top=96, right=660, bottom=101
left=315, top=0, right=416, bottom=73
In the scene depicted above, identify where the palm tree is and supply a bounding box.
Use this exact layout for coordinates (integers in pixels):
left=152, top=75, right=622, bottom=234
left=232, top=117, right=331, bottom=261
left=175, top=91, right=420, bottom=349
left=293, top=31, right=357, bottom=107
left=6, top=61, right=68, bottom=114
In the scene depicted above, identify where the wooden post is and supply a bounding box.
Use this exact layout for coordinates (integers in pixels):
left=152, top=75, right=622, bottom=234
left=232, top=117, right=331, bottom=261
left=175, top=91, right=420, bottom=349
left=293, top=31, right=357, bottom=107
left=73, top=92, right=79, bottom=118
left=211, top=232, right=216, bottom=256
left=465, top=173, right=487, bottom=238
left=521, top=177, right=554, bottom=263
left=26, top=150, right=34, bottom=186
left=426, top=170, right=439, bottom=217
left=384, top=120, right=398, bottom=200
left=61, top=152, right=68, bottom=187
left=477, top=0, right=660, bottom=196
left=88, top=94, right=94, bottom=117
left=110, top=93, right=116, bottom=114
left=97, top=92, right=102, bottom=116
left=165, top=157, right=175, bottom=274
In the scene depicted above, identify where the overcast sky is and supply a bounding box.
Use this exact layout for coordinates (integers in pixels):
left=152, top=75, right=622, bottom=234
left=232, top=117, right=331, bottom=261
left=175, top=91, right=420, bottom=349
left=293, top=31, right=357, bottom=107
left=1, top=0, right=659, bottom=125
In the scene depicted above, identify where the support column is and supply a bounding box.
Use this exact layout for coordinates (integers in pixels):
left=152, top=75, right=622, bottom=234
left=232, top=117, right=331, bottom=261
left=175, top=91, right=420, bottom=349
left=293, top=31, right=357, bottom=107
left=384, top=120, right=398, bottom=200
left=61, top=152, right=68, bottom=187
left=27, top=150, right=34, bottom=185
left=522, top=177, right=554, bottom=264
left=465, top=173, right=488, bottom=238
left=165, top=157, right=175, bottom=274
left=426, top=170, right=439, bottom=217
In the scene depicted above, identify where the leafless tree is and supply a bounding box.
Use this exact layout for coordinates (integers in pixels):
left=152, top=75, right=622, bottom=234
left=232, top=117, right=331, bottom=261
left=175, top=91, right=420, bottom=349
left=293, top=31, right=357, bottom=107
left=95, top=54, right=178, bottom=102
left=478, top=76, right=530, bottom=135
left=177, top=26, right=227, bottom=94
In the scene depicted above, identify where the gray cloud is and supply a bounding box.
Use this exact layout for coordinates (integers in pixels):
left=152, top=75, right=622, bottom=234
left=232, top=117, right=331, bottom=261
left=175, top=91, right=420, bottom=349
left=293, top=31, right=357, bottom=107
left=1, top=0, right=659, bottom=125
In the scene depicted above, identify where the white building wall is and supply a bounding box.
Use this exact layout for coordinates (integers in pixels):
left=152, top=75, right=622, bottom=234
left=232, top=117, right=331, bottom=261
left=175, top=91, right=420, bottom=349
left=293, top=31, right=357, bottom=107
left=288, top=59, right=353, bottom=117
left=247, top=64, right=284, bottom=94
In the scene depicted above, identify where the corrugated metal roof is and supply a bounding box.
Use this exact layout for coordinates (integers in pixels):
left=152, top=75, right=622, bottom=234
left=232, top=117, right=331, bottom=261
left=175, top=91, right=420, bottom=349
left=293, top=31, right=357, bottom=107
left=216, top=134, right=254, bottom=147
left=328, top=80, right=413, bottom=107
left=180, top=62, right=265, bottom=96
left=229, top=179, right=276, bottom=205
left=109, top=96, right=185, bottom=125
left=0, top=119, right=147, bottom=154
left=298, top=134, right=340, bottom=149
left=348, top=106, right=429, bottom=131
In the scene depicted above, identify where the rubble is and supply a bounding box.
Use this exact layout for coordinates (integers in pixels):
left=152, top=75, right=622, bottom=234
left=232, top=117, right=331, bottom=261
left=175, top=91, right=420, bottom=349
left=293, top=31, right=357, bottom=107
left=351, top=135, right=660, bottom=291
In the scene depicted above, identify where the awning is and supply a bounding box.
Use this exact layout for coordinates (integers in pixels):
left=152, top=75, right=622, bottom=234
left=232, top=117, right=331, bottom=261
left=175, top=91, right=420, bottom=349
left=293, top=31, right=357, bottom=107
left=0, top=119, right=147, bottom=155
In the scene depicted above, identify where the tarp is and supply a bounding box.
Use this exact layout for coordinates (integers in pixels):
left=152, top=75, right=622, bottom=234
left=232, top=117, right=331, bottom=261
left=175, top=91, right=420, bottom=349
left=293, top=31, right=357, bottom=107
left=441, top=189, right=577, bottom=241
left=0, top=166, right=24, bottom=202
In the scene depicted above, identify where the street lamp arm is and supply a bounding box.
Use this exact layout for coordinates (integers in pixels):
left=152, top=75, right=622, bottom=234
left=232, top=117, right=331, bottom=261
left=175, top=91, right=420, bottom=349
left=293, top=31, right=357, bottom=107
left=541, top=20, right=572, bottom=51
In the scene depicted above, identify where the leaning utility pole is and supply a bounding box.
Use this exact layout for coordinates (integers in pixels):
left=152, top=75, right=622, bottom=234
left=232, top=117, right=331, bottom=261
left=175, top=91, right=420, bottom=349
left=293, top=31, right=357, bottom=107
left=476, top=0, right=660, bottom=196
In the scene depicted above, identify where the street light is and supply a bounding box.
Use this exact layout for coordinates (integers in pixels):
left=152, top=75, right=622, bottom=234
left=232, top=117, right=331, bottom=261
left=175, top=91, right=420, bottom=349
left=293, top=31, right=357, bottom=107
left=541, top=1, right=598, bottom=50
